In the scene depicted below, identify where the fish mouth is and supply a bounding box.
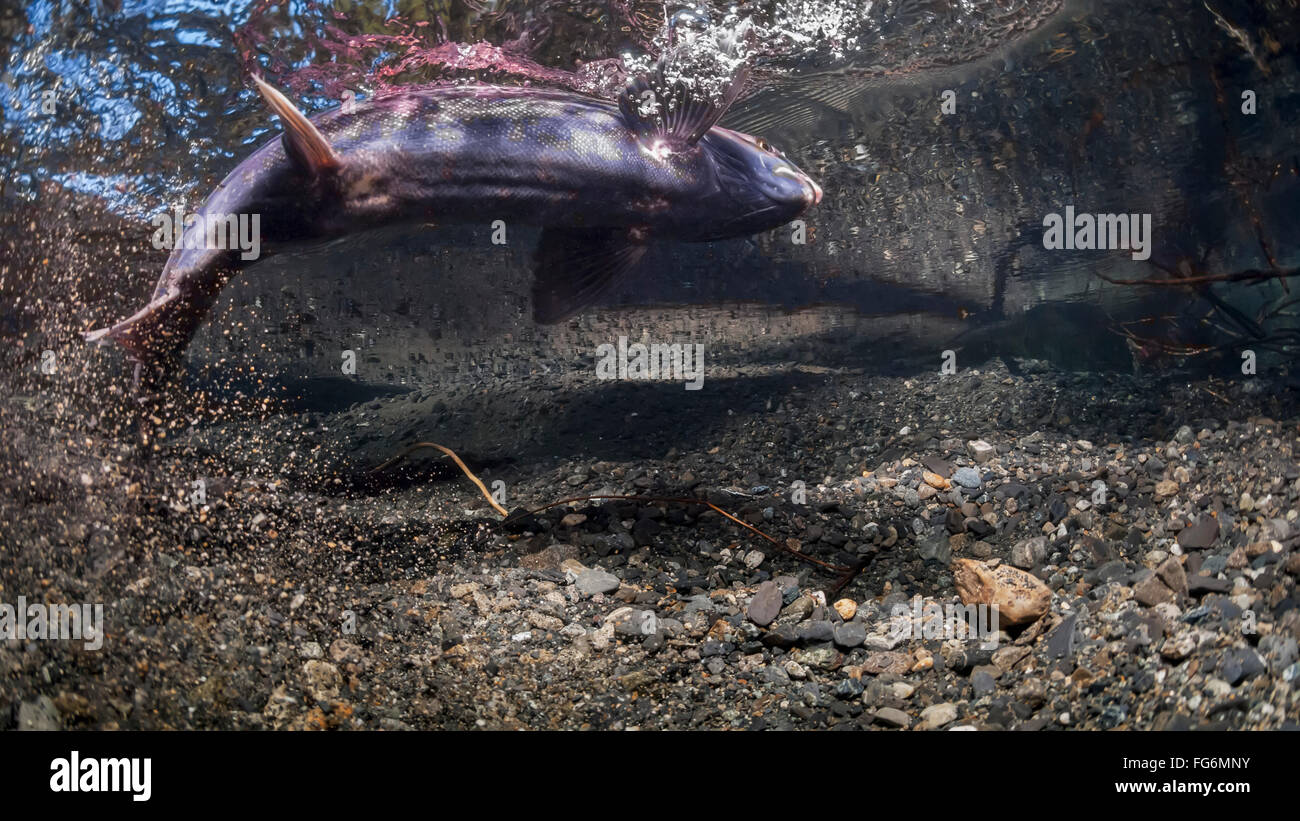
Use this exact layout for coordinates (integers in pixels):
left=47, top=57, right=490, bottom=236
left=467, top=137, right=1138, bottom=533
left=804, top=175, right=823, bottom=206
left=774, top=165, right=822, bottom=207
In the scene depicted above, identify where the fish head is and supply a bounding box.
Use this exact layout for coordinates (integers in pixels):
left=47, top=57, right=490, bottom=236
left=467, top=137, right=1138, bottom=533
left=693, top=126, right=821, bottom=239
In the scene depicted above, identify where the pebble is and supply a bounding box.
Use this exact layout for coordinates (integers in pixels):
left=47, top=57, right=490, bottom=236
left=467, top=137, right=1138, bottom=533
left=1010, top=536, right=1048, bottom=569
left=967, top=439, right=996, bottom=464
left=833, top=622, right=867, bottom=649
left=747, top=581, right=783, bottom=626
left=920, top=702, right=958, bottom=728
left=575, top=569, right=621, bottom=597
left=873, top=707, right=911, bottom=728
left=833, top=598, right=858, bottom=621
left=953, top=467, right=983, bottom=489
left=302, top=660, right=342, bottom=703
left=952, top=558, right=1051, bottom=625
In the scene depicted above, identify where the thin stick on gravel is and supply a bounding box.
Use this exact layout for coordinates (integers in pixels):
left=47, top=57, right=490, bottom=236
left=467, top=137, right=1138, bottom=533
left=508, top=494, right=850, bottom=574
left=370, top=449, right=872, bottom=590
left=369, top=441, right=509, bottom=516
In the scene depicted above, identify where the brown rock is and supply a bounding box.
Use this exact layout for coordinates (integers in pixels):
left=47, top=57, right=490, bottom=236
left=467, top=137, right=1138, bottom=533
left=747, top=581, right=783, bottom=627
left=1133, top=574, right=1176, bottom=606
left=1155, top=556, right=1188, bottom=596
left=923, top=471, right=950, bottom=489
left=1284, top=553, right=1300, bottom=576
left=861, top=651, right=912, bottom=675
left=952, top=558, right=1051, bottom=626
left=992, top=644, right=1031, bottom=672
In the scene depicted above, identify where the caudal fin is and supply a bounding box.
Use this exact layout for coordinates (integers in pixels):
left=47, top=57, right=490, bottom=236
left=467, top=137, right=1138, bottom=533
left=84, top=289, right=206, bottom=383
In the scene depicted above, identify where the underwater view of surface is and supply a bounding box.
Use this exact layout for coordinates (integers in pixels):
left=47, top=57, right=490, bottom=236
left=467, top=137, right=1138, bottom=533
left=1, top=0, right=1300, bottom=747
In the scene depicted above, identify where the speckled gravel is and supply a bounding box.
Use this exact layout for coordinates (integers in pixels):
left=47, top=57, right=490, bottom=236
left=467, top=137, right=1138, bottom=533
left=3, top=355, right=1299, bottom=730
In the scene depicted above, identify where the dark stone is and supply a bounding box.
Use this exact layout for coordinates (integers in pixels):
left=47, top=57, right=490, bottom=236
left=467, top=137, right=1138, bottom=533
left=971, top=670, right=997, bottom=697
left=945, top=508, right=966, bottom=534
left=761, top=625, right=799, bottom=648
left=1178, top=516, right=1220, bottom=549
left=797, top=620, right=835, bottom=644
left=922, top=455, right=953, bottom=476
left=1047, top=613, right=1078, bottom=659
left=631, top=517, right=662, bottom=546
left=1188, top=574, right=1232, bottom=595
left=834, top=678, right=865, bottom=700
left=832, top=622, right=867, bottom=649
left=747, top=581, right=783, bottom=627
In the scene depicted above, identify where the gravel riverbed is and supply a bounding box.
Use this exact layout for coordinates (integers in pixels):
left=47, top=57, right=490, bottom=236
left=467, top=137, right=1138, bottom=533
left=3, top=356, right=1299, bottom=730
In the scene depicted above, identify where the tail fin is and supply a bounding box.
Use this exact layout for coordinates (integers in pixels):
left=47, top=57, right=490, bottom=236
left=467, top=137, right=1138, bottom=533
left=84, top=289, right=206, bottom=384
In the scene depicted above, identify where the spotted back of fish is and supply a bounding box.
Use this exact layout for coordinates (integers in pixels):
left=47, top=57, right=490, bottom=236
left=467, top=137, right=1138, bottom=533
left=308, top=87, right=702, bottom=230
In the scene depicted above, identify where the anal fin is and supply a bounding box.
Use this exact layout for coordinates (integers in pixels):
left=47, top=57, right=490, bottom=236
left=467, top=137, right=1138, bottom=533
left=531, top=228, right=648, bottom=324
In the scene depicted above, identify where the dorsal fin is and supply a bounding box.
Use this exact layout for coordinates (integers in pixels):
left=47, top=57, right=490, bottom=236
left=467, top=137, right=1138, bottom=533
left=252, top=75, right=340, bottom=176
left=618, top=66, right=748, bottom=150
left=617, top=17, right=751, bottom=150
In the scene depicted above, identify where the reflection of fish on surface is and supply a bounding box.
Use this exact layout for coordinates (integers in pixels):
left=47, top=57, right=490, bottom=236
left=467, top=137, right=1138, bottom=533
left=84, top=49, right=821, bottom=388
left=723, top=0, right=1071, bottom=139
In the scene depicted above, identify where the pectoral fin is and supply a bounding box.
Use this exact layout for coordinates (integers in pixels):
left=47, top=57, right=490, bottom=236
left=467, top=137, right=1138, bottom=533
left=252, top=75, right=340, bottom=176
left=531, top=228, right=648, bottom=324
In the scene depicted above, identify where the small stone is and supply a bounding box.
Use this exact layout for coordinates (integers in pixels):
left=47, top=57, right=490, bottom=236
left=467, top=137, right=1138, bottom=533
left=329, top=639, right=363, bottom=663
left=952, top=558, right=1051, bottom=626
left=449, top=582, right=479, bottom=599
left=923, top=471, right=949, bottom=489
left=1177, top=517, right=1219, bottom=549
left=834, top=678, right=865, bottom=700
left=302, top=660, right=342, bottom=703
left=891, top=682, right=915, bottom=699
left=748, top=581, right=783, bottom=626
left=873, top=707, right=911, bottom=728
left=793, top=645, right=841, bottom=670
left=1155, top=479, right=1179, bottom=498
left=861, top=651, right=912, bottom=675
left=1155, top=556, right=1188, bottom=596
left=528, top=611, right=565, bottom=632
left=1133, top=574, right=1177, bottom=606
left=971, top=670, right=997, bottom=697
left=1160, top=632, right=1197, bottom=661
left=967, top=439, right=996, bottom=464
left=920, top=702, right=958, bottom=728
left=1010, top=536, right=1048, bottom=569
left=560, top=512, right=588, bottom=527
left=833, top=598, right=858, bottom=621
left=833, top=621, right=867, bottom=649
left=1205, top=678, right=1233, bottom=698
left=575, top=568, right=621, bottom=597
left=953, top=467, right=983, bottom=489
left=16, top=697, right=61, bottom=731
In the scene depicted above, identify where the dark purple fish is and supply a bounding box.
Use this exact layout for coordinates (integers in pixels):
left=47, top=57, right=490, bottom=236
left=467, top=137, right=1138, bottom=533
left=85, top=60, right=821, bottom=383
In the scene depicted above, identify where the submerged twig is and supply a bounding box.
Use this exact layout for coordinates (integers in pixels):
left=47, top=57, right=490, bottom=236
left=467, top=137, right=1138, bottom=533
left=370, top=441, right=509, bottom=516
left=369, top=443, right=867, bottom=588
